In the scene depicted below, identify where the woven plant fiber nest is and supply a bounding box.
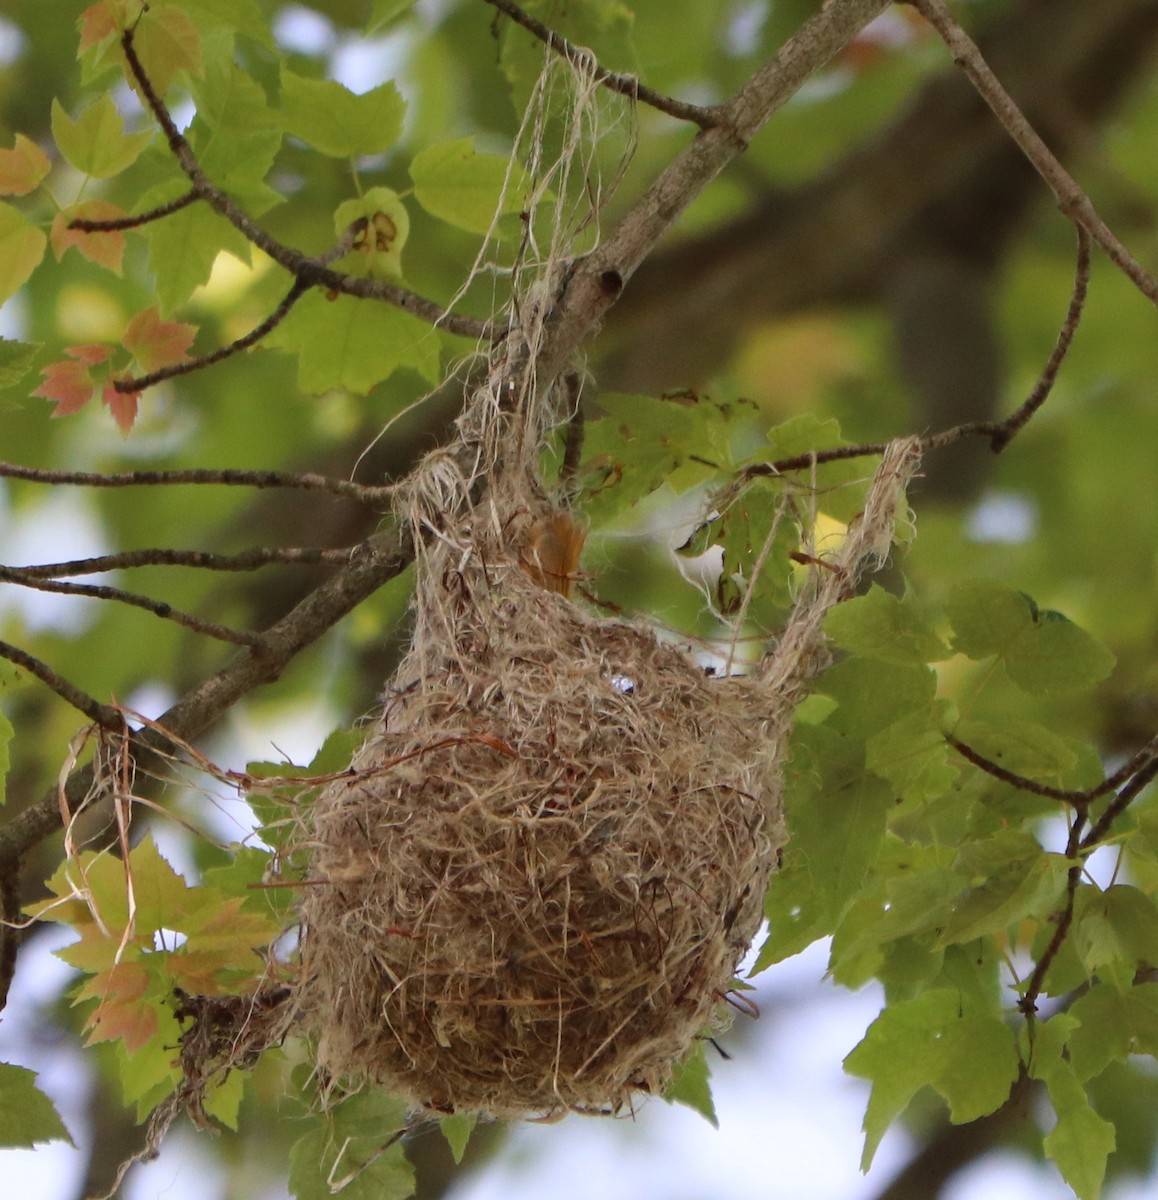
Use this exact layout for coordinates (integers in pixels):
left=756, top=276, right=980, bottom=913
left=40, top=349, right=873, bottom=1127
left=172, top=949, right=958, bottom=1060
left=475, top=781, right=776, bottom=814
left=294, top=422, right=922, bottom=1117
left=297, top=517, right=786, bottom=1117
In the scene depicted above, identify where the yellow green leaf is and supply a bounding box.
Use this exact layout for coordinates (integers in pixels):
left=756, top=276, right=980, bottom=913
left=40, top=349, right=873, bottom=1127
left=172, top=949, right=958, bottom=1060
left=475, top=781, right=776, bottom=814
left=278, top=68, right=404, bottom=158
left=0, top=201, right=47, bottom=305
left=332, top=188, right=410, bottom=281
left=50, top=94, right=152, bottom=179
left=410, top=137, right=534, bottom=234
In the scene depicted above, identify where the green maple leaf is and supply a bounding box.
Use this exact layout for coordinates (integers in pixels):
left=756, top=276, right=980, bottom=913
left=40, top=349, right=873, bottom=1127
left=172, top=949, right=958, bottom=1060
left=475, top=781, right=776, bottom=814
left=268, top=290, right=440, bottom=394
left=278, top=68, right=405, bottom=158
left=411, top=137, right=535, bottom=234
left=0, top=1064, right=73, bottom=1148
left=0, top=201, right=47, bottom=305
left=51, top=94, right=152, bottom=178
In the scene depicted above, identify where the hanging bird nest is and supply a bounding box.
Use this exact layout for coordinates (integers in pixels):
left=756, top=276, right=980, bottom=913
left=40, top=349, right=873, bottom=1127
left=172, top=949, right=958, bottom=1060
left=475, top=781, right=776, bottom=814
left=286, top=51, right=923, bottom=1119
left=297, top=513, right=782, bottom=1115
left=290, top=402, right=920, bottom=1116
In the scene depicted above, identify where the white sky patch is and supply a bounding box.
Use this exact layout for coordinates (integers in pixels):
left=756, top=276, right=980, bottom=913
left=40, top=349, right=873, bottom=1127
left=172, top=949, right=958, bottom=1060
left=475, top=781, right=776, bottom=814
left=861, top=9, right=919, bottom=48
left=273, top=5, right=336, bottom=57
left=0, top=488, right=112, bottom=633
left=331, top=28, right=414, bottom=96
left=0, top=928, right=90, bottom=1199
left=966, top=490, right=1038, bottom=544
left=0, top=16, right=27, bottom=66
left=725, top=1, right=767, bottom=58
left=945, top=1149, right=1080, bottom=1200
left=0, top=290, right=28, bottom=339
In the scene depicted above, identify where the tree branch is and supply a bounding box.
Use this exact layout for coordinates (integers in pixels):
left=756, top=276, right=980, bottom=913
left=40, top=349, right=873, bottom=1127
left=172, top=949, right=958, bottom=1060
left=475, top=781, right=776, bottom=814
left=69, top=188, right=198, bottom=232
left=0, top=462, right=393, bottom=504
left=114, top=279, right=311, bottom=393
left=0, top=568, right=261, bottom=647
left=9, top=546, right=354, bottom=578
left=0, top=857, right=20, bottom=1012
left=913, top=0, right=1158, bottom=306
left=114, top=28, right=496, bottom=344
left=0, top=526, right=412, bottom=867
left=603, top=0, right=1158, bottom=393
left=483, top=0, right=726, bottom=128
left=0, top=640, right=123, bottom=729
left=537, top=0, right=893, bottom=384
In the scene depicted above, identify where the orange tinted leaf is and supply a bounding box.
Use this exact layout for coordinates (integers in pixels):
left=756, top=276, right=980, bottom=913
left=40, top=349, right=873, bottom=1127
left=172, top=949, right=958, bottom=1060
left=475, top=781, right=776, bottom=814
left=82, top=962, right=158, bottom=1052
left=66, top=343, right=112, bottom=365
left=0, top=135, right=52, bottom=196
left=133, top=5, right=202, bottom=95
left=166, top=948, right=241, bottom=995
left=103, top=379, right=139, bottom=435
left=33, top=358, right=97, bottom=416
left=77, top=0, right=120, bottom=54
left=123, top=306, right=195, bottom=371
left=66, top=343, right=112, bottom=366
left=51, top=201, right=126, bottom=273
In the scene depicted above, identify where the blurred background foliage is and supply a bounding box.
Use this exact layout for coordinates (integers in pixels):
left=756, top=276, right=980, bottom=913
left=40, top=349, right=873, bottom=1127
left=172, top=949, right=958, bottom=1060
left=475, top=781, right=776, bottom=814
left=2, top=1, right=1158, bottom=1197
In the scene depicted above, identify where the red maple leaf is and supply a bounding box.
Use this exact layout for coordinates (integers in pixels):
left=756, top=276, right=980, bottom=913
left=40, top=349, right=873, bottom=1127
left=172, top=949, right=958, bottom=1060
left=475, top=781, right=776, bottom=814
left=81, top=961, right=158, bottom=1053
left=33, top=345, right=116, bottom=420
left=33, top=358, right=97, bottom=417
left=66, top=343, right=113, bottom=366
left=102, top=379, right=139, bottom=435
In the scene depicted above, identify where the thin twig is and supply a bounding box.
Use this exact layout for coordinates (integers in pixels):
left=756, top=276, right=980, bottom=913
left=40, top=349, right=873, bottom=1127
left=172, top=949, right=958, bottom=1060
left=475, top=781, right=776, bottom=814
left=948, top=732, right=1158, bottom=810
left=0, top=527, right=411, bottom=867
left=116, top=29, right=496, bottom=342
left=483, top=0, right=726, bottom=128
left=990, top=226, right=1091, bottom=451
left=945, top=734, right=1100, bottom=805
left=1081, top=756, right=1158, bottom=851
left=0, top=568, right=260, bottom=647
left=113, top=278, right=310, bottom=393
left=1019, top=812, right=1086, bottom=1018
left=743, top=223, right=1092, bottom=475
left=69, top=188, right=198, bottom=232
left=0, top=461, right=394, bottom=504
left=913, top=0, right=1158, bottom=306
left=0, top=640, right=123, bottom=728
left=7, top=546, right=355, bottom=579
left=742, top=222, right=1091, bottom=479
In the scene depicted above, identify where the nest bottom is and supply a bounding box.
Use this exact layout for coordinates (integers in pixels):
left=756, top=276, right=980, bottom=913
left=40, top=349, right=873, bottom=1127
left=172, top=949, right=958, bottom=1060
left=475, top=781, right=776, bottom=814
left=298, top=579, right=783, bottom=1117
